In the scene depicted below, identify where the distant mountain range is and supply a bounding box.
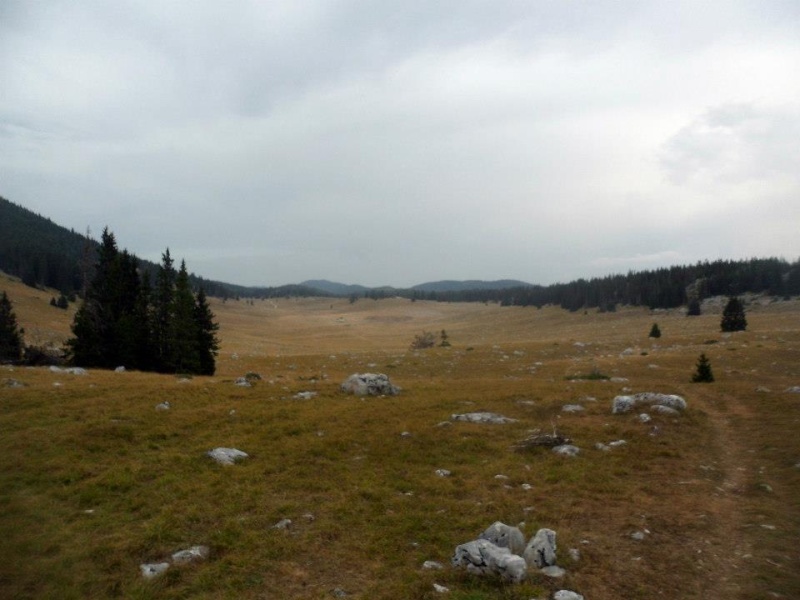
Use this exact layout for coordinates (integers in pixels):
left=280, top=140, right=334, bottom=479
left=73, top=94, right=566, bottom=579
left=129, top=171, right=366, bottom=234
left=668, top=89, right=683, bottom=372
left=300, top=279, right=533, bottom=295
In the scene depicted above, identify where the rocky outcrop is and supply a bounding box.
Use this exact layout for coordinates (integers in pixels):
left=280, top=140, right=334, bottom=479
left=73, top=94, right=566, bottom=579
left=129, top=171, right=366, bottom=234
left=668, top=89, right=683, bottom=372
left=340, top=373, right=399, bottom=396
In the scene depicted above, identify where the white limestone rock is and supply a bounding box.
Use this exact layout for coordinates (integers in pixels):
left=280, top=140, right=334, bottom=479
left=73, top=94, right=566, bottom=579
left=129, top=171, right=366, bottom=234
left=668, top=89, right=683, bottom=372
left=524, top=528, right=557, bottom=568
left=140, top=562, right=170, bottom=578
left=478, top=521, right=526, bottom=555
left=171, top=545, right=209, bottom=564
left=554, top=591, right=584, bottom=600
left=340, top=373, right=399, bottom=396
left=552, top=445, right=580, bottom=457
left=451, top=412, right=517, bottom=424
left=613, top=392, right=686, bottom=414
left=452, top=539, right=527, bottom=583
left=561, top=404, right=585, bottom=413
left=207, top=447, right=249, bottom=465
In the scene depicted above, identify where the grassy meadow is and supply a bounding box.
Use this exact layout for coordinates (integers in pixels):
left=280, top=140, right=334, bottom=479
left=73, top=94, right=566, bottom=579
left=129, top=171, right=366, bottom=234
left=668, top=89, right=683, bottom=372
left=2, top=273, right=800, bottom=599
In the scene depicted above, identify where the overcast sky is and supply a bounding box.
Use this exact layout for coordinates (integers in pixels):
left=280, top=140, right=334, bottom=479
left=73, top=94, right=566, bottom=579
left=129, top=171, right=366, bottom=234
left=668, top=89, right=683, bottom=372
left=2, top=1, right=799, bottom=288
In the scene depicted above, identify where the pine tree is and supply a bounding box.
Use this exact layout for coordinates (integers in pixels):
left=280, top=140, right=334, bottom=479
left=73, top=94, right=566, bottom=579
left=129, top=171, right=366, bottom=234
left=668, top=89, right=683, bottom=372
left=692, top=353, right=714, bottom=383
left=170, top=260, right=201, bottom=374
left=0, top=291, right=24, bottom=362
left=194, top=287, right=220, bottom=375
left=67, top=228, right=121, bottom=367
left=648, top=323, right=661, bottom=338
left=686, top=298, right=701, bottom=316
left=720, top=296, right=747, bottom=332
left=152, top=249, right=176, bottom=371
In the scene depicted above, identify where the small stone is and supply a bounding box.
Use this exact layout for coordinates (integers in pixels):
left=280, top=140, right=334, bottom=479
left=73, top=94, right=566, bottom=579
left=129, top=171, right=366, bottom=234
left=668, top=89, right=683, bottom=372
left=433, top=583, right=450, bottom=593
left=541, top=565, right=566, bottom=578
left=569, top=548, right=581, bottom=562
left=140, top=562, right=170, bottom=578
left=423, top=560, right=444, bottom=570
left=171, top=545, right=209, bottom=564
left=524, top=528, right=557, bottom=568
left=272, top=518, right=292, bottom=530
left=553, top=591, right=584, bottom=600
left=234, top=377, right=252, bottom=387
left=631, top=531, right=646, bottom=541
left=638, top=413, right=652, bottom=423
left=207, top=447, right=249, bottom=465
left=552, top=445, right=580, bottom=457
left=115, top=366, right=126, bottom=373
left=435, top=469, right=452, bottom=477
left=400, top=431, right=412, bottom=437
left=451, top=412, right=517, bottom=424
left=155, top=401, right=170, bottom=411
left=562, top=404, right=584, bottom=413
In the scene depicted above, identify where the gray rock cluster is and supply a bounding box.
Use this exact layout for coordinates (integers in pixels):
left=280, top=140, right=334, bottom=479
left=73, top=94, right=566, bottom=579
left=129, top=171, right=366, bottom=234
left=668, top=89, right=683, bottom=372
left=452, top=522, right=564, bottom=585
left=612, top=392, right=686, bottom=415
left=340, top=373, right=399, bottom=396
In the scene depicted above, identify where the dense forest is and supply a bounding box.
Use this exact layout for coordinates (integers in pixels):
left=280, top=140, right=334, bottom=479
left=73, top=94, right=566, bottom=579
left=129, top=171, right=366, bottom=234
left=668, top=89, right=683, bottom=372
left=2, top=195, right=798, bottom=312
left=402, top=257, right=800, bottom=311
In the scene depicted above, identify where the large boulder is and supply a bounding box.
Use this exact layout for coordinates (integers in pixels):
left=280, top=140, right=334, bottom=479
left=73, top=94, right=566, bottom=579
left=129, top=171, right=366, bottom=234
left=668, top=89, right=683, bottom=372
left=340, top=373, right=399, bottom=396
left=478, top=521, right=526, bottom=555
left=524, top=528, right=557, bottom=568
left=452, top=539, right=527, bottom=583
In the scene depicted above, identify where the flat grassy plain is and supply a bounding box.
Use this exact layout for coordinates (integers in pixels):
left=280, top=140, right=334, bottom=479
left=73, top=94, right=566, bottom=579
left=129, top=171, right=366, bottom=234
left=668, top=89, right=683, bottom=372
left=2, top=274, right=800, bottom=599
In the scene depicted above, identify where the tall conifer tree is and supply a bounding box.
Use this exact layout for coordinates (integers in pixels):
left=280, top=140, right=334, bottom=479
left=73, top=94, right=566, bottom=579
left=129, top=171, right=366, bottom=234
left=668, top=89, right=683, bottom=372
left=0, top=291, right=24, bottom=362
left=194, top=287, right=219, bottom=375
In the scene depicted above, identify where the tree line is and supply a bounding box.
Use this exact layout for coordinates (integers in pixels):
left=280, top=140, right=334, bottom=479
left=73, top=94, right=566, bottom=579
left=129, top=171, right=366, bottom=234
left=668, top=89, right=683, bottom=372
left=67, top=228, right=219, bottom=374
left=403, top=258, right=800, bottom=310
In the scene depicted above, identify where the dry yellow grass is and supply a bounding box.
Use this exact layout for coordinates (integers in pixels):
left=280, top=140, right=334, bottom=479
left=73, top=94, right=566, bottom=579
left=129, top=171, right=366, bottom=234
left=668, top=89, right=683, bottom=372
left=2, top=275, right=799, bottom=599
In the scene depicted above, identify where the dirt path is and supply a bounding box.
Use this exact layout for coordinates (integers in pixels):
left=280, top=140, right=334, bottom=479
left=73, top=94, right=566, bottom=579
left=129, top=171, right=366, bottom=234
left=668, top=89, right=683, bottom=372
left=700, top=392, right=755, bottom=598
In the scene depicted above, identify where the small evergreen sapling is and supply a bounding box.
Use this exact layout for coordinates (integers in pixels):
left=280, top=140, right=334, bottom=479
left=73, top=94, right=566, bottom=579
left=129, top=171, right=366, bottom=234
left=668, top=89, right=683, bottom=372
left=692, top=353, right=714, bottom=383
left=648, top=323, right=661, bottom=338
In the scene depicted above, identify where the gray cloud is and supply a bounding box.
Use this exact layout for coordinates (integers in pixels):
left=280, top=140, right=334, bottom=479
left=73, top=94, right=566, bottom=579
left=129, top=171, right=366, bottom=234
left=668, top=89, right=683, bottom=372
left=2, top=1, right=799, bottom=287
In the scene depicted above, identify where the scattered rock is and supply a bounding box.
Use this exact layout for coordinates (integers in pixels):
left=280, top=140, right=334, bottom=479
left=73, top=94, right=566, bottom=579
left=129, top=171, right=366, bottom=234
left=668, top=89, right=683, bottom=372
left=785, top=386, right=800, bottom=393
left=631, top=530, right=648, bottom=541
left=171, top=545, right=209, bottom=564
left=207, top=447, right=249, bottom=465
left=433, top=583, right=450, bottom=593
left=638, top=413, right=652, bottom=423
left=541, top=565, right=566, bottom=578
left=524, top=528, right=557, bottom=568
left=3, top=378, right=25, bottom=388
left=452, top=539, right=527, bottom=583
left=756, top=386, right=771, bottom=393
left=552, top=445, right=580, bottom=457
left=423, top=560, right=444, bottom=570
left=451, top=412, right=517, bottom=424
left=114, top=366, right=126, bottom=373
left=294, top=391, right=317, bottom=400
left=435, top=469, right=452, bottom=477
left=569, top=548, right=581, bottom=562
left=561, top=404, right=584, bottom=413
left=340, top=373, right=399, bottom=396
left=272, top=518, right=292, bottom=530
left=234, top=377, right=252, bottom=387
left=554, top=591, right=584, bottom=600
left=140, top=562, right=170, bottom=578
left=155, top=401, right=170, bottom=411
left=478, top=521, right=526, bottom=555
